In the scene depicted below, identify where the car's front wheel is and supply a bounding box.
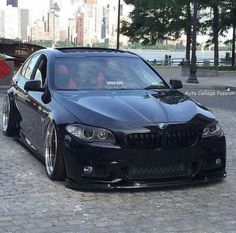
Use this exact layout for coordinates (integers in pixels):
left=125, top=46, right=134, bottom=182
left=45, top=122, right=66, bottom=180
left=2, top=95, right=16, bottom=136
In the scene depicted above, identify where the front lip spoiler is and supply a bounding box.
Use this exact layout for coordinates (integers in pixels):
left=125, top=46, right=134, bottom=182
left=65, top=173, right=227, bottom=191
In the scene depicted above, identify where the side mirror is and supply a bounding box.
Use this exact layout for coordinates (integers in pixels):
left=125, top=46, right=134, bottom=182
left=170, top=79, right=183, bottom=89
left=24, top=80, right=44, bottom=92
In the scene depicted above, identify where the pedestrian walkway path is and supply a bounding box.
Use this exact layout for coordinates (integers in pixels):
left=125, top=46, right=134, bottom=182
left=157, top=67, right=236, bottom=90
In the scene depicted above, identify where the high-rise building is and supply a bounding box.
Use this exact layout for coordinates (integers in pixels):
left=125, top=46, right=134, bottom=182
left=83, top=0, right=97, bottom=46
left=50, top=0, right=60, bottom=11
left=3, top=6, right=19, bottom=38
left=7, top=0, right=17, bottom=7
left=96, top=0, right=118, bottom=47
left=3, top=5, right=29, bottom=40
left=0, top=9, right=4, bottom=37
left=50, top=0, right=54, bottom=9
left=28, top=9, right=60, bottom=43
left=73, top=0, right=130, bottom=47
left=28, top=19, right=46, bottom=42
left=19, top=8, right=29, bottom=40
left=76, top=13, right=84, bottom=45
left=47, top=10, right=60, bottom=42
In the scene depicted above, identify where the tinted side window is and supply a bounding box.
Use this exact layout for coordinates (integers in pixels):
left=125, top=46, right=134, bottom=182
left=20, top=58, right=31, bottom=77
left=23, top=54, right=40, bottom=79
left=32, top=55, right=47, bottom=86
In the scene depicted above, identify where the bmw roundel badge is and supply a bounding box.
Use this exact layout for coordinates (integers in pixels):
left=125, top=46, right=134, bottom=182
left=157, top=123, right=167, bottom=129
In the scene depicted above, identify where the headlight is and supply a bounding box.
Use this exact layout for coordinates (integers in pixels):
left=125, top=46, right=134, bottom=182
left=66, top=124, right=116, bottom=143
left=202, top=123, right=223, bottom=138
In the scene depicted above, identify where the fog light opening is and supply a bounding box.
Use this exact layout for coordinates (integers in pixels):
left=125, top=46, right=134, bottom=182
left=215, top=158, right=222, bottom=167
left=83, top=166, right=93, bottom=175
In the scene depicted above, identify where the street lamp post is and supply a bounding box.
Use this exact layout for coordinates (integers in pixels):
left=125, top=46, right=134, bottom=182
left=116, top=0, right=121, bottom=50
left=187, top=1, right=199, bottom=83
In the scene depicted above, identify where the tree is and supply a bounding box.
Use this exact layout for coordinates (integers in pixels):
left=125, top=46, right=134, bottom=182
left=233, top=17, right=236, bottom=66
left=33, top=40, right=53, bottom=48
left=230, top=3, right=236, bottom=66
left=55, top=40, right=76, bottom=47
left=185, top=2, right=192, bottom=63
left=121, top=0, right=189, bottom=54
left=122, top=0, right=202, bottom=63
left=213, top=4, right=220, bottom=66
left=122, top=0, right=236, bottom=69
left=211, top=1, right=220, bottom=67
left=220, top=0, right=236, bottom=66
left=201, top=0, right=230, bottom=67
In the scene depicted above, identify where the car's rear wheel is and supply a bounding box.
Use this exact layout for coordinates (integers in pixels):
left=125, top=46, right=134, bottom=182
left=45, top=122, right=66, bottom=180
left=2, top=95, right=16, bottom=136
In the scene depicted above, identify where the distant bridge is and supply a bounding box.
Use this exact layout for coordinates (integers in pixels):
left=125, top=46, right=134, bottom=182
left=0, top=38, right=45, bottom=68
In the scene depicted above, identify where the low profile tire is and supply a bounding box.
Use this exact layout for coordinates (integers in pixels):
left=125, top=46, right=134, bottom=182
left=45, top=122, right=66, bottom=180
left=2, top=95, right=16, bottom=136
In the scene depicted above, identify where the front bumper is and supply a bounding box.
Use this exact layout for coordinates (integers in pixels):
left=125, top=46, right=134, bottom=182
left=62, top=134, right=227, bottom=190
left=65, top=173, right=226, bottom=190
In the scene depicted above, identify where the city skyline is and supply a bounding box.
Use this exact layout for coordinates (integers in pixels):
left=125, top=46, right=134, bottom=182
left=0, top=0, right=132, bottom=47
left=0, top=0, right=232, bottom=48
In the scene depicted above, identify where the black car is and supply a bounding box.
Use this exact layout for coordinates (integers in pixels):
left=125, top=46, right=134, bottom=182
left=2, top=47, right=226, bottom=190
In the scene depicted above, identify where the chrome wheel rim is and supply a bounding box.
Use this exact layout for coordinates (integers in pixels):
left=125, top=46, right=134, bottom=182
left=45, top=124, right=57, bottom=176
left=2, top=97, right=10, bottom=132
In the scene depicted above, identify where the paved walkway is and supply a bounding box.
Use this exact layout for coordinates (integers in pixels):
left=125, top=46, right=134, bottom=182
left=0, top=91, right=236, bottom=232
left=157, top=67, right=236, bottom=90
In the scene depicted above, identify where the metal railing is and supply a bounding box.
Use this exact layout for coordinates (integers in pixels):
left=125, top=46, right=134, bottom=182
left=147, top=58, right=233, bottom=67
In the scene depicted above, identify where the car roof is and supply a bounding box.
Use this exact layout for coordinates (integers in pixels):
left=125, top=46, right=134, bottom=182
left=39, top=47, right=140, bottom=59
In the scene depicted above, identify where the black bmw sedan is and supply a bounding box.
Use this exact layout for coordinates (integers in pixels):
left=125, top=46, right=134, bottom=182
left=2, top=47, right=226, bottom=189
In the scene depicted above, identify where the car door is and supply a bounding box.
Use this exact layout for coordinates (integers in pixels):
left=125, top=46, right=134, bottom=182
left=15, top=53, right=41, bottom=138
left=15, top=53, right=50, bottom=154
left=27, top=54, right=51, bottom=153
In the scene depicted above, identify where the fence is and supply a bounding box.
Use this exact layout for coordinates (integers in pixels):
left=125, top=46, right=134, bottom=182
left=147, top=58, right=233, bottom=67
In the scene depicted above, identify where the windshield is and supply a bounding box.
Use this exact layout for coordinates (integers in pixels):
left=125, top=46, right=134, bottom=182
left=54, top=56, right=168, bottom=90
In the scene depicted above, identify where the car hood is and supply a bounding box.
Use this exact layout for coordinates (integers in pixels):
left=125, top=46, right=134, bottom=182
left=53, top=90, right=215, bottom=129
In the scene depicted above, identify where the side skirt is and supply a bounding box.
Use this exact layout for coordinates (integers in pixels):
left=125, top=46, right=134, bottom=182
left=18, top=130, right=45, bottom=162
